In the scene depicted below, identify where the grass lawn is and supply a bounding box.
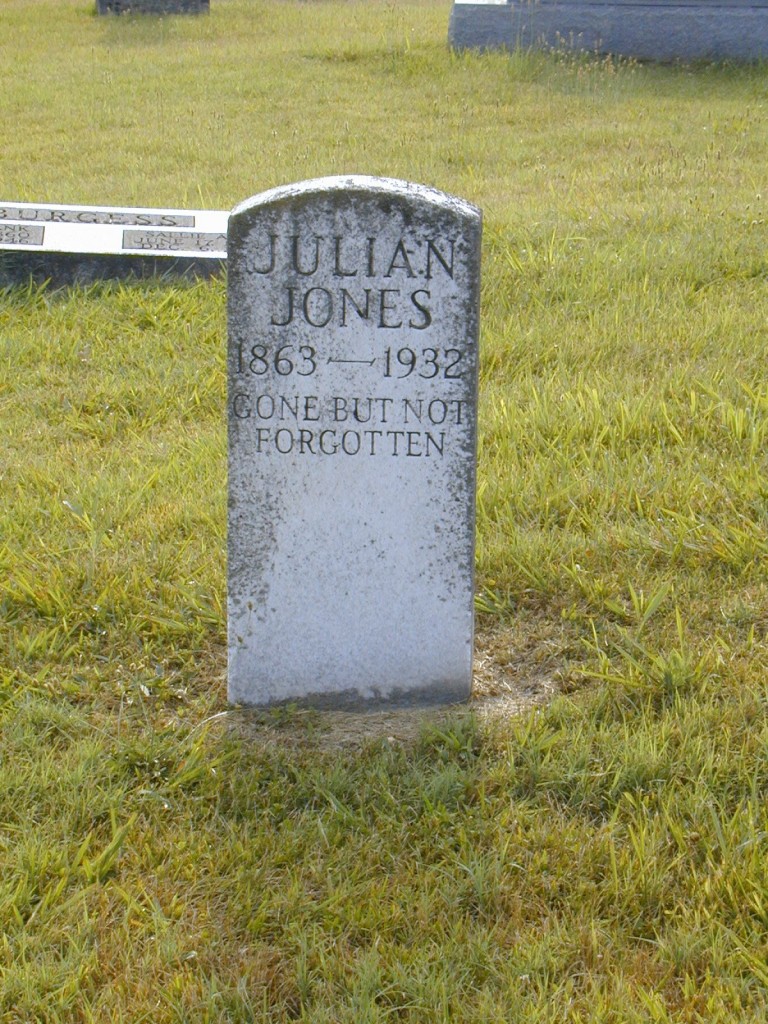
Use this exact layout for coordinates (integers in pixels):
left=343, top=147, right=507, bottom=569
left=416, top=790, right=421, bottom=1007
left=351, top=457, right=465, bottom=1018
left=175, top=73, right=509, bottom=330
left=2, top=1, right=768, bottom=1020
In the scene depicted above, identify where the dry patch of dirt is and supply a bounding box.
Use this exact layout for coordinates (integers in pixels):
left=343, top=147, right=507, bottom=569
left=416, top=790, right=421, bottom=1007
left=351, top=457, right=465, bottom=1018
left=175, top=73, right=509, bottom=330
left=223, top=625, right=561, bottom=751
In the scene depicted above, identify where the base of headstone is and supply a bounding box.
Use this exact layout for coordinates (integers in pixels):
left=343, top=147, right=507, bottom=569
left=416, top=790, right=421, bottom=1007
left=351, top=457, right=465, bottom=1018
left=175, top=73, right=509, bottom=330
left=96, top=0, right=209, bottom=14
left=0, top=250, right=222, bottom=288
left=448, top=0, right=768, bottom=62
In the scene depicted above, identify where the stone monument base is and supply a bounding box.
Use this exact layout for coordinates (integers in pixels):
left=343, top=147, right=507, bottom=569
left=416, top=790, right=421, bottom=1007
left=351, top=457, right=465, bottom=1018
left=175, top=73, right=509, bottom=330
left=449, top=0, right=768, bottom=62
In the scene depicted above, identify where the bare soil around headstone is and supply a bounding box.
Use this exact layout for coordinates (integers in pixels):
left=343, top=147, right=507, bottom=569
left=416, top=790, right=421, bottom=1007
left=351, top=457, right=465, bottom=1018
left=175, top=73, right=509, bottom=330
left=224, top=624, right=560, bottom=752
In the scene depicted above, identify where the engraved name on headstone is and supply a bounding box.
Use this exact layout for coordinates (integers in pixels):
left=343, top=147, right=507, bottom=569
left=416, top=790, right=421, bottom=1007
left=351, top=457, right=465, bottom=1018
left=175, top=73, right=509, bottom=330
left=227, top=176, right=481, bottom=708
left=0, top=205, right=194, bottom=227
left=0, top=224, right=45, bottom=246
left=122, top=229, right=227, bottom=252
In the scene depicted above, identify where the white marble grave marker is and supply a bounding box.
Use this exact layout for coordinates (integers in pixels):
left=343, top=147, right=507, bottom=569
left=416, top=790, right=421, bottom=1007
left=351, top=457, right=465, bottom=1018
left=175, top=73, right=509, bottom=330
left=0, top=200, right=227, bottom=287
left=227, top=176, right=481, bottom=708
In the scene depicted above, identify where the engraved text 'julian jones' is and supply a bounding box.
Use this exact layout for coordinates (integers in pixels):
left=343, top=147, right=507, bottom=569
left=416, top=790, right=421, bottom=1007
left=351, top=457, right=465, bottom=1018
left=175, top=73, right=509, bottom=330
left=246, top=233, right=456, bottom=329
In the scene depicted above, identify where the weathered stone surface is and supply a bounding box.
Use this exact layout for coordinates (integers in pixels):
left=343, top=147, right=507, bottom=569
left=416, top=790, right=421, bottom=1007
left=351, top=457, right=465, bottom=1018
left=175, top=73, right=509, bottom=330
left=0, top=202, right=227, bottom=287
left=97, top=0, right=209, bottom=14
left=227, top=176, right=482, bottom=709
left=449, top=0, right=768, bottom=62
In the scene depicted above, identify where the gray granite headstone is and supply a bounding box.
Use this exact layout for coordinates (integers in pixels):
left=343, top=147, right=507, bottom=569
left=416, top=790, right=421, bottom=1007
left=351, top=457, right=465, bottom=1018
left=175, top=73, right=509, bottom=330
left=449, top=0, right=768, bottom=62
left=97, top=0, right=209, bottom=13
left=227, top=176, right=482, bottom=709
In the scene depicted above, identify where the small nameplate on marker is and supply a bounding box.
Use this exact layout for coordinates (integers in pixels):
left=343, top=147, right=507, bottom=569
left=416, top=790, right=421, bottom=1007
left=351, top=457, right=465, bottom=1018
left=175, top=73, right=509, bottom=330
left=122, top=230, right=227, bottom=252
left=0, top=224, right=45, bottom=246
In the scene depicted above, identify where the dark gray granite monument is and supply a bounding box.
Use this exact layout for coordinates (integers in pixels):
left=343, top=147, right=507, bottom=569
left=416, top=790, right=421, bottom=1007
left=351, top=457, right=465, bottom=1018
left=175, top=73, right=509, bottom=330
left=227, top=176, right=482, bottom=709
left=97, top=0, right=209, bottom=13
left=0, top=201, right=226, bottom=287
left=449, top=0, right=768, bottom=62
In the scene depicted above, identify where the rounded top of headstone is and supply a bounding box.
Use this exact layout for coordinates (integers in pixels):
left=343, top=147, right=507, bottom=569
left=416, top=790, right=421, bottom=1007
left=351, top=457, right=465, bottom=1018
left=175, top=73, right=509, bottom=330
left=230, top=176, right=481, bottom=223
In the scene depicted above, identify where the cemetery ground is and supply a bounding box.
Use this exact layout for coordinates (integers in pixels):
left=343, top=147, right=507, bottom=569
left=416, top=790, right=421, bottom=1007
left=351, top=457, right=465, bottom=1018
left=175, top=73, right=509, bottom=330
left=2, top=0, right=768, bottom=1020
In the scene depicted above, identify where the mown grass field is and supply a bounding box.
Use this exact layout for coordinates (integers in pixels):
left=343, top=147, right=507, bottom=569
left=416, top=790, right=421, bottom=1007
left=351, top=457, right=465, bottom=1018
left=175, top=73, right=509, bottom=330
left=2, top=1, right=768, bottom=1020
